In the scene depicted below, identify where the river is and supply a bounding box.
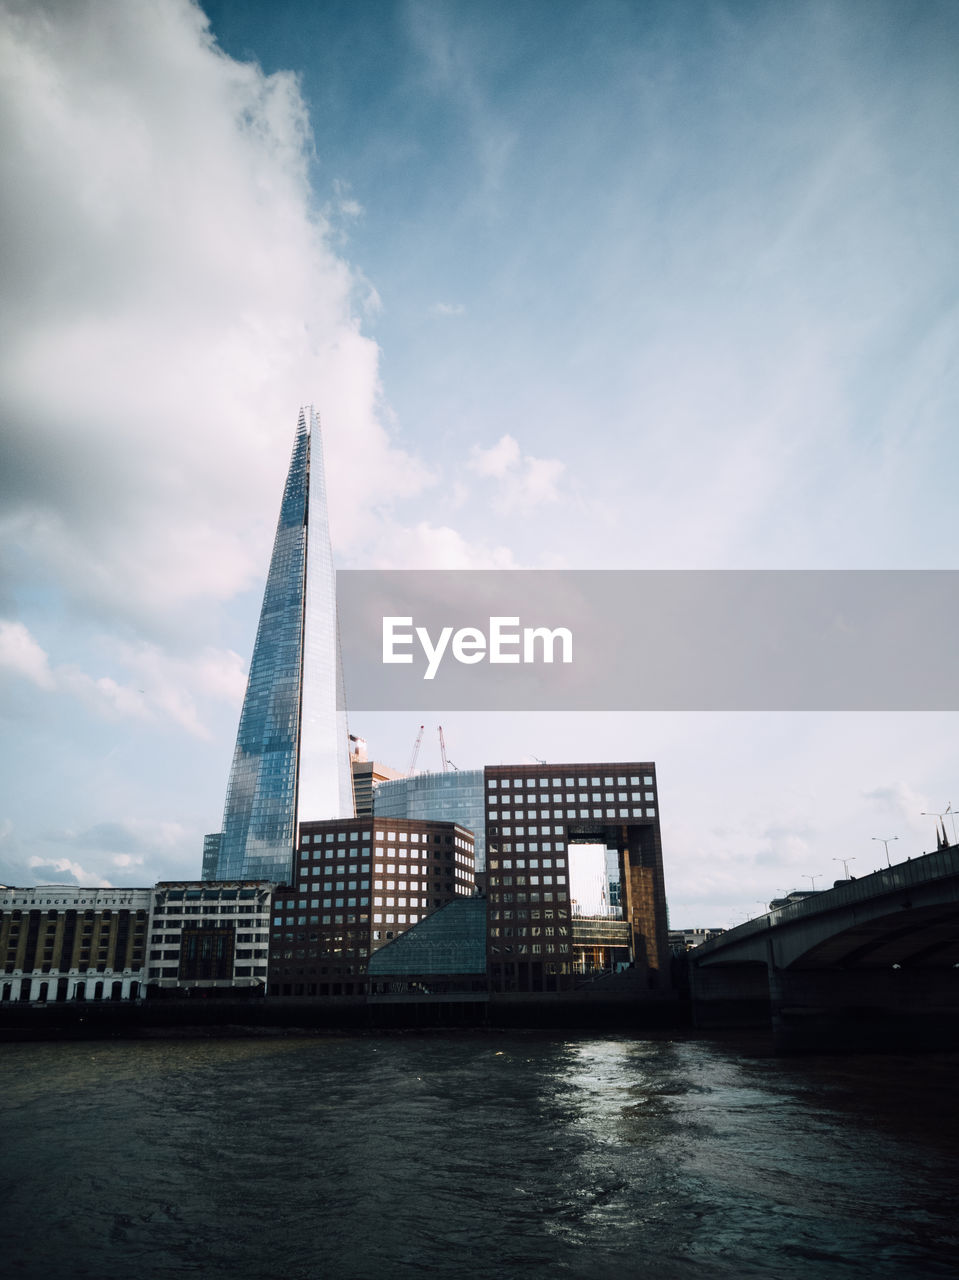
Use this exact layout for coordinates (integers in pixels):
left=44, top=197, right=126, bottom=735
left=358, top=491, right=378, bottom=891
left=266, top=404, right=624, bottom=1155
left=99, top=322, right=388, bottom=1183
left=1, top=1032, right=957, bottom=1278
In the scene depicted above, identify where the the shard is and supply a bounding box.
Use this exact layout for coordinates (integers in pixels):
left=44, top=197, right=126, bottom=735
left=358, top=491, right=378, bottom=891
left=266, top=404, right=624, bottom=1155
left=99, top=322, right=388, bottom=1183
left=212, top=408, right=354, bottom=883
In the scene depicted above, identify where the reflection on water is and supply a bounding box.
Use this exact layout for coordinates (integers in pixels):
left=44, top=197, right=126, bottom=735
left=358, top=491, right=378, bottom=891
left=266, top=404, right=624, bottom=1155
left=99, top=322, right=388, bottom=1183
left=0, top=1033, right=957, bottom=1279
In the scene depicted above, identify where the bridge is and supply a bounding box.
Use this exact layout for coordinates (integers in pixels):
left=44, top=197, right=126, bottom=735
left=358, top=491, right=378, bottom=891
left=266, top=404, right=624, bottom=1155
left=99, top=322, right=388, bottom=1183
left=688, top=846, right=959, bottom=1052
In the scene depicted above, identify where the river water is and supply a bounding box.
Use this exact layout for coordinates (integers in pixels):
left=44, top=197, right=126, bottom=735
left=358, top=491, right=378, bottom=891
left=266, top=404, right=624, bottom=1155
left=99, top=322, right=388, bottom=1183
left=1, top=1032, right=957, bottom=1279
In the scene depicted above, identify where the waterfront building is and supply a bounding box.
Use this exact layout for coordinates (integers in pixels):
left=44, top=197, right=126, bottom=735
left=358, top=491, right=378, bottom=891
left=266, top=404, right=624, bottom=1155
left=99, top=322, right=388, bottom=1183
left=211, top=408, right=353, bottom=885
left=268, top=817, right=475, bottom=996
left=484, top=762, right=668, bottom=993
left=148, top=881, right=275, bottom=994
left=374, top=769, right=487, bottom=869
left=0, top=884, right=150, bottom=1002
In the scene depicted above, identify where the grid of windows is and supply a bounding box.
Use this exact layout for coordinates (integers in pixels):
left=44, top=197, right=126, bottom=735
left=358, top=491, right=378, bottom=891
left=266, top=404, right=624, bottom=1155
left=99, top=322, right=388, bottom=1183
left=484, top=763, right=663, bottom=993
left=269, top=818, right=475, bottom=996
left=147, top=883, right=274, bottom=986
left=0, top=888, right=151, bottom=1002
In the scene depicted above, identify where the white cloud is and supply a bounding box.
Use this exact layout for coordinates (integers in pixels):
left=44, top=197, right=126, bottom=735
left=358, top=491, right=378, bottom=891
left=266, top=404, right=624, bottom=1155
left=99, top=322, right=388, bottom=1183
left=364, top=519, right=516, bottom=570
left=470, top=434, right=521, bottom=478
left=405, top=0, right=517, bottom=209
left=112, top=853, right=144, bottom=868
left=0, top=626, right=247, bottom=738
left=331, top=178, right=364, bottom=220
left=104, top=640, right=247, bottom=738
left=520, top=455, right=565, bottom=506
left=469, top=433, right=565, bottom=508
left=27, top=856, right=110, bottom=887
left=0, top=0, right=432, bottom=638
left=433, top=302, right=466, bottom=316
left=0, top=619, right=55, bottom=689
left=59, top=668, right=153, bottom=725
left=46, top=818, right=189, bottom=854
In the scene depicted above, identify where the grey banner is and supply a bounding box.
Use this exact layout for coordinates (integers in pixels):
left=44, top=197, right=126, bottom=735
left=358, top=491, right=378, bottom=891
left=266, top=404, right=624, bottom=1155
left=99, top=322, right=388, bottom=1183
left=336, top=570, right=959, bottom=711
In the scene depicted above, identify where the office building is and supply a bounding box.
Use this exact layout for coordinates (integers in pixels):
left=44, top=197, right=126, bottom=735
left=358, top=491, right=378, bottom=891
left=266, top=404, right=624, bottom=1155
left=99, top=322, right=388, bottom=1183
left=374, top=769, right=487, bottom=869
left=148, top=882, right=275, bottom=994
left=0, top=884, right=150, bottom=1002
left=212, top=408, right=353, bottom=884
left=485, top=762, right=668, bottom=993
left=268, top=817, right=475, bottom=996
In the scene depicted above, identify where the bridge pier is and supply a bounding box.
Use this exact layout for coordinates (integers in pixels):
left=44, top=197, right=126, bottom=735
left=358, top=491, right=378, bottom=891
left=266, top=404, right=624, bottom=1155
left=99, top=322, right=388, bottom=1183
left=690, top=961, right=770, bottom=1028
left=691, top=957, right=959, bottom=1052
left=770, top=967, right=959, bottom=1054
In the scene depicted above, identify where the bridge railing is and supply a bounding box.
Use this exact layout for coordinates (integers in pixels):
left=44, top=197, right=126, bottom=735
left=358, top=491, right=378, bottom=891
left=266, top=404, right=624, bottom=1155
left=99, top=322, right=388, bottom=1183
left=694, top=845, right=959, bottom=957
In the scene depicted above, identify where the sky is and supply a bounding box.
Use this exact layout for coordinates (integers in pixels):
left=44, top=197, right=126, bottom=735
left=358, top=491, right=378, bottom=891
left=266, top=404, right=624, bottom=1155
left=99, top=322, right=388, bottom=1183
left=1, top=0, right=957, bottom=927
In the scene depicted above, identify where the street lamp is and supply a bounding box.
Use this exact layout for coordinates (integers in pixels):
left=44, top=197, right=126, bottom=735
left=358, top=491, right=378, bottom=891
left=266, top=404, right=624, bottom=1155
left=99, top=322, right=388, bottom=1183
left=872, top=835, right=898, bottom=867
left=803, top=874, right=821, bottom=891
left=833, top=856, right=855, bottom=880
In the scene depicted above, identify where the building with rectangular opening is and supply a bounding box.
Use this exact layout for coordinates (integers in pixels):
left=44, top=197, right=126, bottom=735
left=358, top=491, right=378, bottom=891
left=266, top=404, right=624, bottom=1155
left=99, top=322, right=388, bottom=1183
left=484, top=762, right=667, bottom=993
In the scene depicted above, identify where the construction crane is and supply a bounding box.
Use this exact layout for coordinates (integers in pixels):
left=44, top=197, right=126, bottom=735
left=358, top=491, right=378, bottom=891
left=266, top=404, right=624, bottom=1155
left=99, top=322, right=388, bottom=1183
left=438, top=725, right=459, bottom=772
left=408, top=724, right=425, bottom=775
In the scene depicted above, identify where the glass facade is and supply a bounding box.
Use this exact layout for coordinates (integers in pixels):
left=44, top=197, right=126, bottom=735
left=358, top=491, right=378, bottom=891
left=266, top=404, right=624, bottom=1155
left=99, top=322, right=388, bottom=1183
left=201, top=833, right=222, bottom=881
left=215, top=409, right=353, bottom=885
left=373, top=770, right=486, bottom=869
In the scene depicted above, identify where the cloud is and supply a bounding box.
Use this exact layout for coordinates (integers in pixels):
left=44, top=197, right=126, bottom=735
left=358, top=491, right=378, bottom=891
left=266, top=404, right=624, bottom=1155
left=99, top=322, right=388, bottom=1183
left=59, top=668, right=153, bottom=726
left=0, top=615, right=245, bottom=738
left=862, top=781, right=927, bottom=819
left=521, top=455, right=565, bottom=506
left=752, top=824, right=816, bottom=871
left=331, top=177, right=364, bottom=221
left=469, top=434, right=565, bottom=508
left=46, top=819, right=188, bottom=855
left=27, top=856, right=111, bottom=887
left=112, top=853, right=144, bottom=869
left=364, top=519, right=516, bottom=570
left=433, top=302, right=466, bottom=316
left=470, top=434, right=521, bottom=479
left=98, top=640, right=247, bottom=738
left=0, top=619, right=55, bottom=689
left=405, top=0, right=517, bottom=210
left=862, top=780, right=947, bottom=846
left=0, top=0, right=432, bottom=642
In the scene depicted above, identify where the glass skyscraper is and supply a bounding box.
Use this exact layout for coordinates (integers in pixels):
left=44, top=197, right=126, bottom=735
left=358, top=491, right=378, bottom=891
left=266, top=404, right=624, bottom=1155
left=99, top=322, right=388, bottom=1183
left=212, top=408, right=353, bottom=884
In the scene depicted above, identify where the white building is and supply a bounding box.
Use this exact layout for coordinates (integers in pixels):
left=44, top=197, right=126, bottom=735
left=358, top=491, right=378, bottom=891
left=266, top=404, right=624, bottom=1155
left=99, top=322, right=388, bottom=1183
left=0, top=884, right=151, bottom=1003
left=149, top=882, right=275, bottom=993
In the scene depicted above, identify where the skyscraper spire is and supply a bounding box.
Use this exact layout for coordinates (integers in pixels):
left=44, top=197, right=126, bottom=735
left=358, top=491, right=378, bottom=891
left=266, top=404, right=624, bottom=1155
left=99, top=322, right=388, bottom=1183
left=213, top=408, right=353, bottom=883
